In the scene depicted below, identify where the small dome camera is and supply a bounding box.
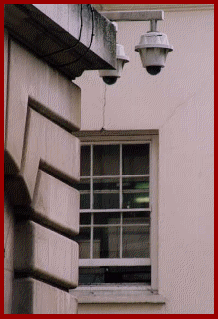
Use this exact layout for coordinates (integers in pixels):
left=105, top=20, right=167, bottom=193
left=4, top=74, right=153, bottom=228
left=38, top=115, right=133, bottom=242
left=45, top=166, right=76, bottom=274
left=102, top=76, right=118, bottom=85
left=135, top=32, right=173, bottom=75
left=99, top=44, right=129, bottom=85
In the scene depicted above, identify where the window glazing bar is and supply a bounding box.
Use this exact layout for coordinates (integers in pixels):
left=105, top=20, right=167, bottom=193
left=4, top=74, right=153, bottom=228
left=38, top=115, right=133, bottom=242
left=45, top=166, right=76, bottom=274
left=150, top=136, right=159, bottom=294
left=90, top=145, right=94, bottom=258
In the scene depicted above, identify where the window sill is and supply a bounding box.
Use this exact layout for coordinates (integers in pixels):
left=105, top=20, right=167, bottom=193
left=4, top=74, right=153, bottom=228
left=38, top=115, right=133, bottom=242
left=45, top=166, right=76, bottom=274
left=70, top=285, right=166, bottom=304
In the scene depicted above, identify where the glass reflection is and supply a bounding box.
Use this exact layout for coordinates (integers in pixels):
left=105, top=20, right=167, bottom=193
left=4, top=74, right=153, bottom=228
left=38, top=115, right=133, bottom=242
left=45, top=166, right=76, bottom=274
left=123, top=192, right=149, bottom=209
left=123, top=211, right=150, bottom=224
left=122, top=225, right=150, bottom=258
left=122, top=177, right=149, bottom=190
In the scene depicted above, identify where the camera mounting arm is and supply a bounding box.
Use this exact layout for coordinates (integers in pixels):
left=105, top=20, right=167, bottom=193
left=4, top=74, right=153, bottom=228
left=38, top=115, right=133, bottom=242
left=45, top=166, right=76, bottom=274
left=101, top=10, right=164, bottom=32
left=101, top=10, right=164, bottom=23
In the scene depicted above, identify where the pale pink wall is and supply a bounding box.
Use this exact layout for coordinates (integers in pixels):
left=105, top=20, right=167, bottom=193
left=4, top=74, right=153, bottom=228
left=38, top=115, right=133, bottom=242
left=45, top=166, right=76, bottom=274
left=74, top=8, right=214, bottom=314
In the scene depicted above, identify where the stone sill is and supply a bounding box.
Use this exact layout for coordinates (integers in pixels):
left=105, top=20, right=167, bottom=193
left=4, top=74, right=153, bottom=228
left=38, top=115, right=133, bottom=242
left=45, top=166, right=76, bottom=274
left=70, top=285, right=166, bottom=304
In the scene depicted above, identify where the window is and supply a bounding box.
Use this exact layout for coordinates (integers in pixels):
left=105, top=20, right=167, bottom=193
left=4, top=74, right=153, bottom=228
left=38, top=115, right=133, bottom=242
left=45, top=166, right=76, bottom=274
left=74, top=133, right=158, bottom=293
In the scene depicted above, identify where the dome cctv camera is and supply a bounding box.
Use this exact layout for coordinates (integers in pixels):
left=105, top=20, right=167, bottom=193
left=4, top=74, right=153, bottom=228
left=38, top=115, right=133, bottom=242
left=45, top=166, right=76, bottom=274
left=102, top=76, right=118, bottom=85
left=146, top=65, right=162, bottom=75
left=135, top=32, right=173, bottom=75
left=99, top=43, right=129, bottom=85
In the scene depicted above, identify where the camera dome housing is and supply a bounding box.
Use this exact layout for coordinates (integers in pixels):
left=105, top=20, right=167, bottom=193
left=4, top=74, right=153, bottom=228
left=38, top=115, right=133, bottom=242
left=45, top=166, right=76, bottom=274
left=146, top=65, right=162, bottom=75
left=99, top=44, right=129, bottom=85
left=135, top=32, right=173, bottom=75
left=102, top=76, right=118, bottom=85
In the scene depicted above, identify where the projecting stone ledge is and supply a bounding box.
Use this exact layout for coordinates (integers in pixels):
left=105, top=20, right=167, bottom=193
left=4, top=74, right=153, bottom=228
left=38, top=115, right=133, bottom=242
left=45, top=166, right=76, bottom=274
left=12, top=278, right=78, bottom=314
left=16, top=170, right=80, bottom=237
left=14, top=221, right=79, bottom=290
left=4, top=4, right=116, bottom=80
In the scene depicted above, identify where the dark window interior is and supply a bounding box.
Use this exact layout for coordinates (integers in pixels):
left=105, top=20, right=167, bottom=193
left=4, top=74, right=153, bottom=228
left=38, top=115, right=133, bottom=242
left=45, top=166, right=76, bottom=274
left=79, top=266, right=151, bottom=285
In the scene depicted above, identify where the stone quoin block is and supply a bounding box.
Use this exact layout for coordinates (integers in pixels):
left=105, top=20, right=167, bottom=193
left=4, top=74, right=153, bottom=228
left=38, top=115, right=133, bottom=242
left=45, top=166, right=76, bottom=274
left=12, top=278, right=78, bottom=314
left=31, top=170, right=80, bottom=236
left=20, top=108, right=80, bottom=199
left=14, top=221, right=79, bottom=289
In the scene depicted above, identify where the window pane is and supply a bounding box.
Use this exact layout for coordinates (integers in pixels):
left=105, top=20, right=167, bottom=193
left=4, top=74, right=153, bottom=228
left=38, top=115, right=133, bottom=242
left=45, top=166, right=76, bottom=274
left=94, top=212, right=120, bottom=225
left=93, top=227, right=120, bottom=258
left=122, top=177, right=149, bottom=208
left=79, top=179, right=90, bottom=209
left=115, top=266, right=151, bottom=284
left=79, top=266, right=151, bottom=285
left=123, top=192, right=149, bottom=209
left=93, top=145, right=120, bottom=176
left=122, top=225, right=150, bottom=258
left=75, top=227, right=91, bottom=259
left=122, top=177, right=149, bottom=190
left=79, top=267, right=106, bottom=284
left=81, top=146, right=90, bottom=176
left=93, top=178, right=119, bottom=191
left=93, top=178, right=120, bottom=209
left=122, top=144, right=149, bottom=175
left=80, top=194, right=90, bottom=209
left=94, top=194, right=119, bottom=209
left=80, top=213, right=91, bottom=225
left=123, top=211, right=150, bottom=224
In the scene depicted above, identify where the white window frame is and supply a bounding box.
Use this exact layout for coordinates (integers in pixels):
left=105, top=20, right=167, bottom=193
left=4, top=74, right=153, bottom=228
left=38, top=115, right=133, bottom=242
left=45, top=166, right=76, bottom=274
left=71, top=131, right=160, bottom=302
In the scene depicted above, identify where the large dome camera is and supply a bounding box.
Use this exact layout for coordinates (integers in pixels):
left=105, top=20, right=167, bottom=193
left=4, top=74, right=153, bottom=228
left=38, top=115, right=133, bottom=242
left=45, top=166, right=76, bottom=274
left=135, top=31, right=173, bottom=75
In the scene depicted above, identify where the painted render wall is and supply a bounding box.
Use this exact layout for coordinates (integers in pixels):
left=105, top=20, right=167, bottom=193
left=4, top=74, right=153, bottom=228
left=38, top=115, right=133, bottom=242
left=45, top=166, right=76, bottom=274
left=4, top=36, right=81, bottom=314
left=74, top=9, right=214, bottom=314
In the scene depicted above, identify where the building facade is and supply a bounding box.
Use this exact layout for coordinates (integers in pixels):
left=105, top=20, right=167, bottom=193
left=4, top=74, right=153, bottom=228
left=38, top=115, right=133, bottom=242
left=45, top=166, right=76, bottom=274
left=4, top=4, right=116, bottom=314
left=72, top=3, right=214, bottom=314
left=4, top=4, right=214, bottom=314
